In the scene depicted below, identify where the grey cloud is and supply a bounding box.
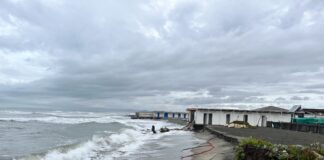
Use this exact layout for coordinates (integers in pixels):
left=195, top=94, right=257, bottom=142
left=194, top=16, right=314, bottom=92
left=290, top=96, right=310, bottom=101
left=306, top=84, right=324, bottom=89
left=299, top=90, right=324, bottom=94
left=275, top=97, right=287, bottom=101
left=0, top=0, right=324, bottom=111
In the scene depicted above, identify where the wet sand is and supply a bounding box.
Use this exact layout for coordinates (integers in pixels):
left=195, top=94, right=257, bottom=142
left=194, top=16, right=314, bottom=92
left=182, top=130, right=234, bottom=160
left=167, top=119, right=235, bottom=160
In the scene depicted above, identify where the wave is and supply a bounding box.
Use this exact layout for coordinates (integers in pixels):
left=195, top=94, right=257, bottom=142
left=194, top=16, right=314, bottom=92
left=0, top=111, right=120, bottom=124
left=1, top=110, right=194, bottom=160
left=19, top=120, right=189, bottom=160
left=0, top=110, right=35, bottom=115
left=0, top=116, right=116, bottom=124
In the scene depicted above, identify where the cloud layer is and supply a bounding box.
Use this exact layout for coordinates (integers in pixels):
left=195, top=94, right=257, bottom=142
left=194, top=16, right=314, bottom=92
left=1, top=0, right=324, bottom=111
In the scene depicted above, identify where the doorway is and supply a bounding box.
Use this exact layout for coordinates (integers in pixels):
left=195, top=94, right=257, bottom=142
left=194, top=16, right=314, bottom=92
left=208, top=113, right=213, bottom=125
left=226, top=114, right=231, bottom=124
left=164, top=112, right=168, bottom=119
left=190, top=111, right=195, bottom=122
left=243, top=115, right=248, bottom=123
left=261, top=115, right=267, bottom=127
left=203, top=113, right=207, bottom=125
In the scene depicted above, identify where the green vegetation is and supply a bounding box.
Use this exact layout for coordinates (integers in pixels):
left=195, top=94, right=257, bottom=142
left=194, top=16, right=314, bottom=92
left=235, top=137, right=323, bottom=160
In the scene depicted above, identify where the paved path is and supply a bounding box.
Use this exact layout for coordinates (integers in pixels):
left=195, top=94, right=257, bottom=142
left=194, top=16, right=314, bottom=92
left=207, top=125, right=324, bottom=145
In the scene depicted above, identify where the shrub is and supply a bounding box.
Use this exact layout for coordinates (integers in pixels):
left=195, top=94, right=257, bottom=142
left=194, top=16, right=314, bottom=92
left=235, top=137, right=274, bottom=160
left=235, top=138, right=320, bottom=160
left=287, top=147, right=317, bottom=160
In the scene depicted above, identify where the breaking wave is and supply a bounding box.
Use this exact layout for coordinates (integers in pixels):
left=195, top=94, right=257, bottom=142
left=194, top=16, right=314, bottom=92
left=0, top=116, right=115, bottom=124
left=32, top=130, right=189, bottom=160
left=1, top=110, right=193, bottom=160
left=0, top=111, right=117, bottom=124
left=17, top=120, right=188, bottom=160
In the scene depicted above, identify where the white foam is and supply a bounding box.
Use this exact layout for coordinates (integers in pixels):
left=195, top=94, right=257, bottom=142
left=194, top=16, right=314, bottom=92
left=5, top=111, right=193, bottom=160
left=19, top=118, right=192, bottom=160
left=0, top=110, right=34, bottom=115
left=0, top=116, right=115, bottom=124
left=41, top=141, right=98, bottom=160
left=0, top=111, right=117, bottom=124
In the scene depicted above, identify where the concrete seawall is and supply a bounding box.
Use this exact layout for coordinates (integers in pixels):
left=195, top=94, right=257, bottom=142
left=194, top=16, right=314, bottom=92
left=206, top=125, right=324, bottom=145
left=205, top=126, right=241, bottom=145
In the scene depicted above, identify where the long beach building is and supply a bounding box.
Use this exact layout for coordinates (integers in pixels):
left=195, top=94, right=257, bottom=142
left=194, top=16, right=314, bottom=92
left=187, top=106, right=292, bottom=127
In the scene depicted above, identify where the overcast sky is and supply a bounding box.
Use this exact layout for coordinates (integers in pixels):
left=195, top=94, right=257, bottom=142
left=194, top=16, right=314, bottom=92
left=0, top=0, right=324, bottom=111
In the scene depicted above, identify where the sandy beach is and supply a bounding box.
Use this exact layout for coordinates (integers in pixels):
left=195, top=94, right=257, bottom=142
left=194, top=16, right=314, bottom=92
left=182, top=130, right=235, bottom=160
left=168, top=119, right=235, bottom=160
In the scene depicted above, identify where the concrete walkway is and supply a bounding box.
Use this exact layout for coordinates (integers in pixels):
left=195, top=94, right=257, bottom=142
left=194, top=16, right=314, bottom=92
left=207, top=125, right=324, bottom=145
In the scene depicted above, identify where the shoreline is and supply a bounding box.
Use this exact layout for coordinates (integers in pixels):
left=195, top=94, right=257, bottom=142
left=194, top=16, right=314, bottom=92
left=167, top=119, right=235, bottom=160
left=189, top=130, right=235, bottom=160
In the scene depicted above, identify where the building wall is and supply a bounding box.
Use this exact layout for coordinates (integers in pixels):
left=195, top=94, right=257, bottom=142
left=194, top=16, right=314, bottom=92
left=194, top=111, right=204, bottom=124
left=194, top=110, right=291, bottom=126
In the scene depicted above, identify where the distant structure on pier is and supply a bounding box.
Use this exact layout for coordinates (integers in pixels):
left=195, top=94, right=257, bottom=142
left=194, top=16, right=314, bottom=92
left=133, top=111, right=188, bottom=120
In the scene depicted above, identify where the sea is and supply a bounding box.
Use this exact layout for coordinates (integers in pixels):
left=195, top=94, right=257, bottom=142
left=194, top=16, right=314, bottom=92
left=0, top=110, right=201, bottom=160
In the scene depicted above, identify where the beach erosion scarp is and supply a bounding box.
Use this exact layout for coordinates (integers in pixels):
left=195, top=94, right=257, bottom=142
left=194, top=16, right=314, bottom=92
left=187, top=131, right=235, bottom=160
left=166, top=118, right=235, bottom=160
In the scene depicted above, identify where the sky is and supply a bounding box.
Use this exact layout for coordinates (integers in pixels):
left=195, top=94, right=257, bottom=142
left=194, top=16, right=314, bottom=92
left=0, top=0, right=324, bottom=111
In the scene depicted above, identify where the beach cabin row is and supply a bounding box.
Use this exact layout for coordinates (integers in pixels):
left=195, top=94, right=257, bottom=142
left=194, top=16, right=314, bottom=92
left=187, top=106, right=292, bottom=127
left=134, top=111, right=188, bottom=120
left=154, top=111, right=188, bottom=119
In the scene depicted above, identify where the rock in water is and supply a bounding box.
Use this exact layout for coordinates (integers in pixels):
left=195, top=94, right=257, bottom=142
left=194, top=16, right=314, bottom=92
left=160, top=127, right=170, bottom=133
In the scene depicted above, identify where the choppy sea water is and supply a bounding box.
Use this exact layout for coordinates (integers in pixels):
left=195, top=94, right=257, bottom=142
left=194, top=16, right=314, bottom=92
left=0, top=110, right=201, bottom=160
